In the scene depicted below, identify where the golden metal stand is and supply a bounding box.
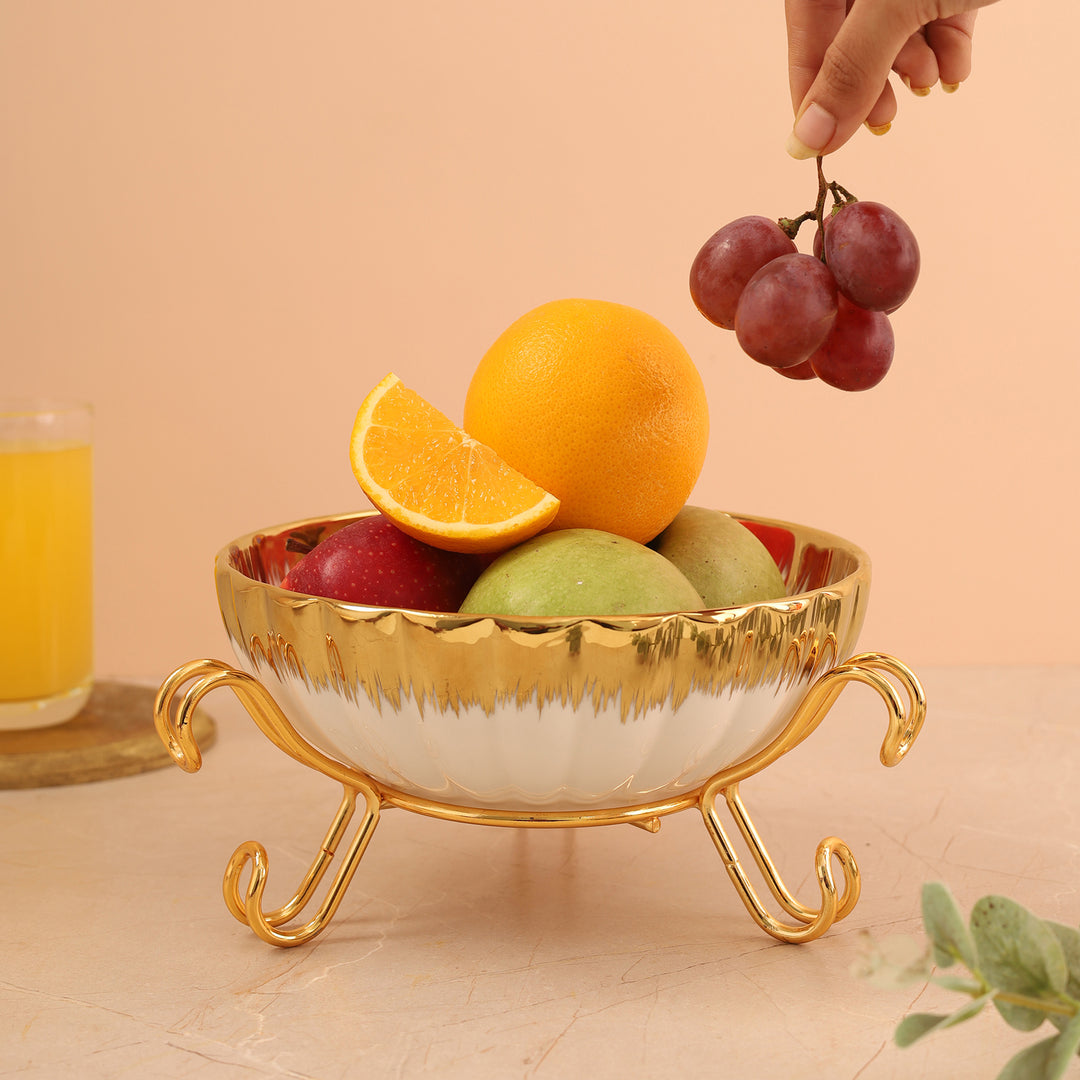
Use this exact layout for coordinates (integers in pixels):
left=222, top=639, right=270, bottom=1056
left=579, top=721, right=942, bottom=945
left=154, top=652, right=924, bottom=948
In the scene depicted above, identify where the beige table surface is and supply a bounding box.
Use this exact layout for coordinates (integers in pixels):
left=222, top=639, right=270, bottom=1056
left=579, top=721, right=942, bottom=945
left=4, top=665, right=1079, bottom=1079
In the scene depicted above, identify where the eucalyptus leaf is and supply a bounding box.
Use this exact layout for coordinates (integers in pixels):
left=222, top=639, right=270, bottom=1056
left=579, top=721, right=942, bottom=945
left=894, top=993, right=994, bottom=1048
left=996, top=1035, right=1063, bottom=1080
left=923, top=881, right=979, bottom=970
left=1045, top=1015, right=1080, bottom=1058
left=895, top=1014, right=950, bottom=1048
left=851, top=930, right=932, bottom=990
left=1046, top=921, right=1080, bottom=1048
left=1046, top=922, right=1080, bottom=998
left=1059, top=1013, right=1080, bottom=1063
left=1048, top=1008, right=1080, bottom=1056
left=995, top=997, right=1051, bottom=1033
left=996, top=1014, right=1080, bottom=1080
left=932, top=973, right=987, bottom=995
left=875, top=886, right=1080, bottom=1074
left=1047, top=1014, right=1080, bottom=1054
left=972, top=896, right=1068, bottom=998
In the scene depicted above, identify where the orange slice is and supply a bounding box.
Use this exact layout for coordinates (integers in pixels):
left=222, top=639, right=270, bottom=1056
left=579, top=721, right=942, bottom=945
left=349, top=373, right=560, bottom=554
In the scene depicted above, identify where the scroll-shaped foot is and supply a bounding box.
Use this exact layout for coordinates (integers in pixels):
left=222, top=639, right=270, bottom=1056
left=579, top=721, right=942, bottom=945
left=697, top=651, right=925, bottom=943
left=155, top=658, right=384, bottom=947
left=700, top=780, right=859, bottom=943
left=223, top=783, right=381, bottom=947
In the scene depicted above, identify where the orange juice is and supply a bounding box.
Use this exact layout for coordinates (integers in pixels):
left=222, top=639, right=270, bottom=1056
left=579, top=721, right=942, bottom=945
left=1, top=410, right=93, bottom=728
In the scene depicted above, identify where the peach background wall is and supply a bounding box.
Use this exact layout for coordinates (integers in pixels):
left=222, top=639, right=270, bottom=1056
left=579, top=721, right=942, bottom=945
left=2, top=1, right=1076, bottom=681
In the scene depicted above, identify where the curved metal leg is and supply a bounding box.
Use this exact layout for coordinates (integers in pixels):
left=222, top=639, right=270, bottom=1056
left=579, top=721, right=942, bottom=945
left=156, top=652, right=925, bottom=947
left=155, top=659, right=383, bottom=947
left=697, top=652, right=925, bottom=943
left=223, top=782, right=381, bottom=947
left=155, top=658, right=376, bottom=787
left=700, top=781, right=860, bottom=943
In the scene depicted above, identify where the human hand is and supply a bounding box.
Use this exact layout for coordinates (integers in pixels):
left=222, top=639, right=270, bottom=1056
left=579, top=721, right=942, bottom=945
left=785, top=0, right=1001, bottom=159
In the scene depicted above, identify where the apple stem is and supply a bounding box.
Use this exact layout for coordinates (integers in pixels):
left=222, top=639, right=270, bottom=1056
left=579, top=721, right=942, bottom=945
left=285, top=528, right=324, bottom=555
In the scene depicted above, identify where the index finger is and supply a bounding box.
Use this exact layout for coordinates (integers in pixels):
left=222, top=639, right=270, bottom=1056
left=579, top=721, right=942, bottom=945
left=785, top=0, right=851, bottom=111
left=787, top=2, right=920, bottom=157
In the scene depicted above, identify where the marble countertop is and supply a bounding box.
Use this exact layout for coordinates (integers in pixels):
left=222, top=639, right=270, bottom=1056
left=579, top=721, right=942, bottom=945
left=4, top=665, right=1079, bottom=1079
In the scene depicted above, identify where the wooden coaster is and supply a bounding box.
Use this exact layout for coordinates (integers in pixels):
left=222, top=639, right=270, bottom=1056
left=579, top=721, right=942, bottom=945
left=0, top=680, right=216, bottom=789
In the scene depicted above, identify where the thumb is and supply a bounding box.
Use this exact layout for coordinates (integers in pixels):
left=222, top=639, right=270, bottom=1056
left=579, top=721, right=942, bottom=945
left=786, top=4, right=918, bottom=158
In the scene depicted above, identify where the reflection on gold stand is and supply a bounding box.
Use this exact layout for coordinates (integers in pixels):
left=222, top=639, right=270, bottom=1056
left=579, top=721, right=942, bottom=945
left=154, top=652, right=925, bottom=948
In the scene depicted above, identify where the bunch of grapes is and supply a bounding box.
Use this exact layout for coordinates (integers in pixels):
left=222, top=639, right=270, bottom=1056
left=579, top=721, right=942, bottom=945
left=689, top=160, right=919, bottom=391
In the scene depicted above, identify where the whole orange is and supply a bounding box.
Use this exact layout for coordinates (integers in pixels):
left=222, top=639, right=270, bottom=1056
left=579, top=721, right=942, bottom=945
left=463, top=298, right=709, bottom=544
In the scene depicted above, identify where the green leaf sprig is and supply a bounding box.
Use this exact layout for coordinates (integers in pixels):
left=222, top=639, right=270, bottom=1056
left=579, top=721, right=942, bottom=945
left=852, top=883, right=1080, bottom=1080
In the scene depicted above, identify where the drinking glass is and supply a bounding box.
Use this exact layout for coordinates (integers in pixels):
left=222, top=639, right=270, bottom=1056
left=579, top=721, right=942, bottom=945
left=0, top=401, right=93, bottom=730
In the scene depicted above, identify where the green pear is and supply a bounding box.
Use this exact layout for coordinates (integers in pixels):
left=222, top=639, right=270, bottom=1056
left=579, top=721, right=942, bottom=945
left=459, top=529, right=704, bottom=617
left=650, top=506, right=787, bottom=609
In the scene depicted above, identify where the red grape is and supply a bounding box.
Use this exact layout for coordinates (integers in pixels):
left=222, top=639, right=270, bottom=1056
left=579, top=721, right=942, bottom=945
left=809, top=296, right=894, bottom=391
left=734, top=253, right=838, bottom=369
left=690, top=171, right=918, bottom=394
left=689, top=216, right=796, bottom=330
left=774, top=359, right=817, bottom=380
left=824, top=201, right=919, bottom=312
left=811, top=206, right=839, bottom=260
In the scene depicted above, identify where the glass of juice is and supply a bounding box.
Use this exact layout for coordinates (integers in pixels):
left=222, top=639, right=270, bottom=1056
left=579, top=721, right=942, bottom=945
left=0, top=401, right=93, bottom=730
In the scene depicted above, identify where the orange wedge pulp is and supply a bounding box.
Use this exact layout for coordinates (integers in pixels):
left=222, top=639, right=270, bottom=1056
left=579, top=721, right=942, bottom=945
left=349, top=373, right=560, bottom=554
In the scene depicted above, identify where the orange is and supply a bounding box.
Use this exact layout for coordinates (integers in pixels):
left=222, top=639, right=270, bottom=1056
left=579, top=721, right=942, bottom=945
left=350, top=373, right=560, bottom=554
left=463, top=298, right=709, bottom=544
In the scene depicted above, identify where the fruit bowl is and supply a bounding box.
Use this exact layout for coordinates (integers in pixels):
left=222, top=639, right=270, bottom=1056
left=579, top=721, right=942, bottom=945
left=156, top=509, right=925, bottom=947
left=214, top=510, right=871, bottom=811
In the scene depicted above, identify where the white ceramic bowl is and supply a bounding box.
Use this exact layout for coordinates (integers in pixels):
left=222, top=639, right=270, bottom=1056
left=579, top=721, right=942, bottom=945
left=216, top=511, right=870, bottom=811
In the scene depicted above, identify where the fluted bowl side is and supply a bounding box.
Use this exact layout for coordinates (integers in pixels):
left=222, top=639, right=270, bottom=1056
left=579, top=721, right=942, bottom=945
left=215, top=511, right=870, bottom=810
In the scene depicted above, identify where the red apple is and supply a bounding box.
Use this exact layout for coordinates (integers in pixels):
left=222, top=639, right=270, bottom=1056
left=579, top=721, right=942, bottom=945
left=282, top=514, right=487, bottom=611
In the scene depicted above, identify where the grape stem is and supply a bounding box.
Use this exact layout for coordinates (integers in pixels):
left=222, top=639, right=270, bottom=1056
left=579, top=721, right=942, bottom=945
left=777, top=157, right=858, bottom=255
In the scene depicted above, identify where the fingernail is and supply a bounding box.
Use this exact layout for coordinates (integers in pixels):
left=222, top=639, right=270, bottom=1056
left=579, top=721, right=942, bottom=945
left=942, top=81, right=960, bottom=94
left=901, top=75, right=933, bottom=97
left=786, top=102, right=836, bottom=160
left=865, top=121, right=892, bottom=136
